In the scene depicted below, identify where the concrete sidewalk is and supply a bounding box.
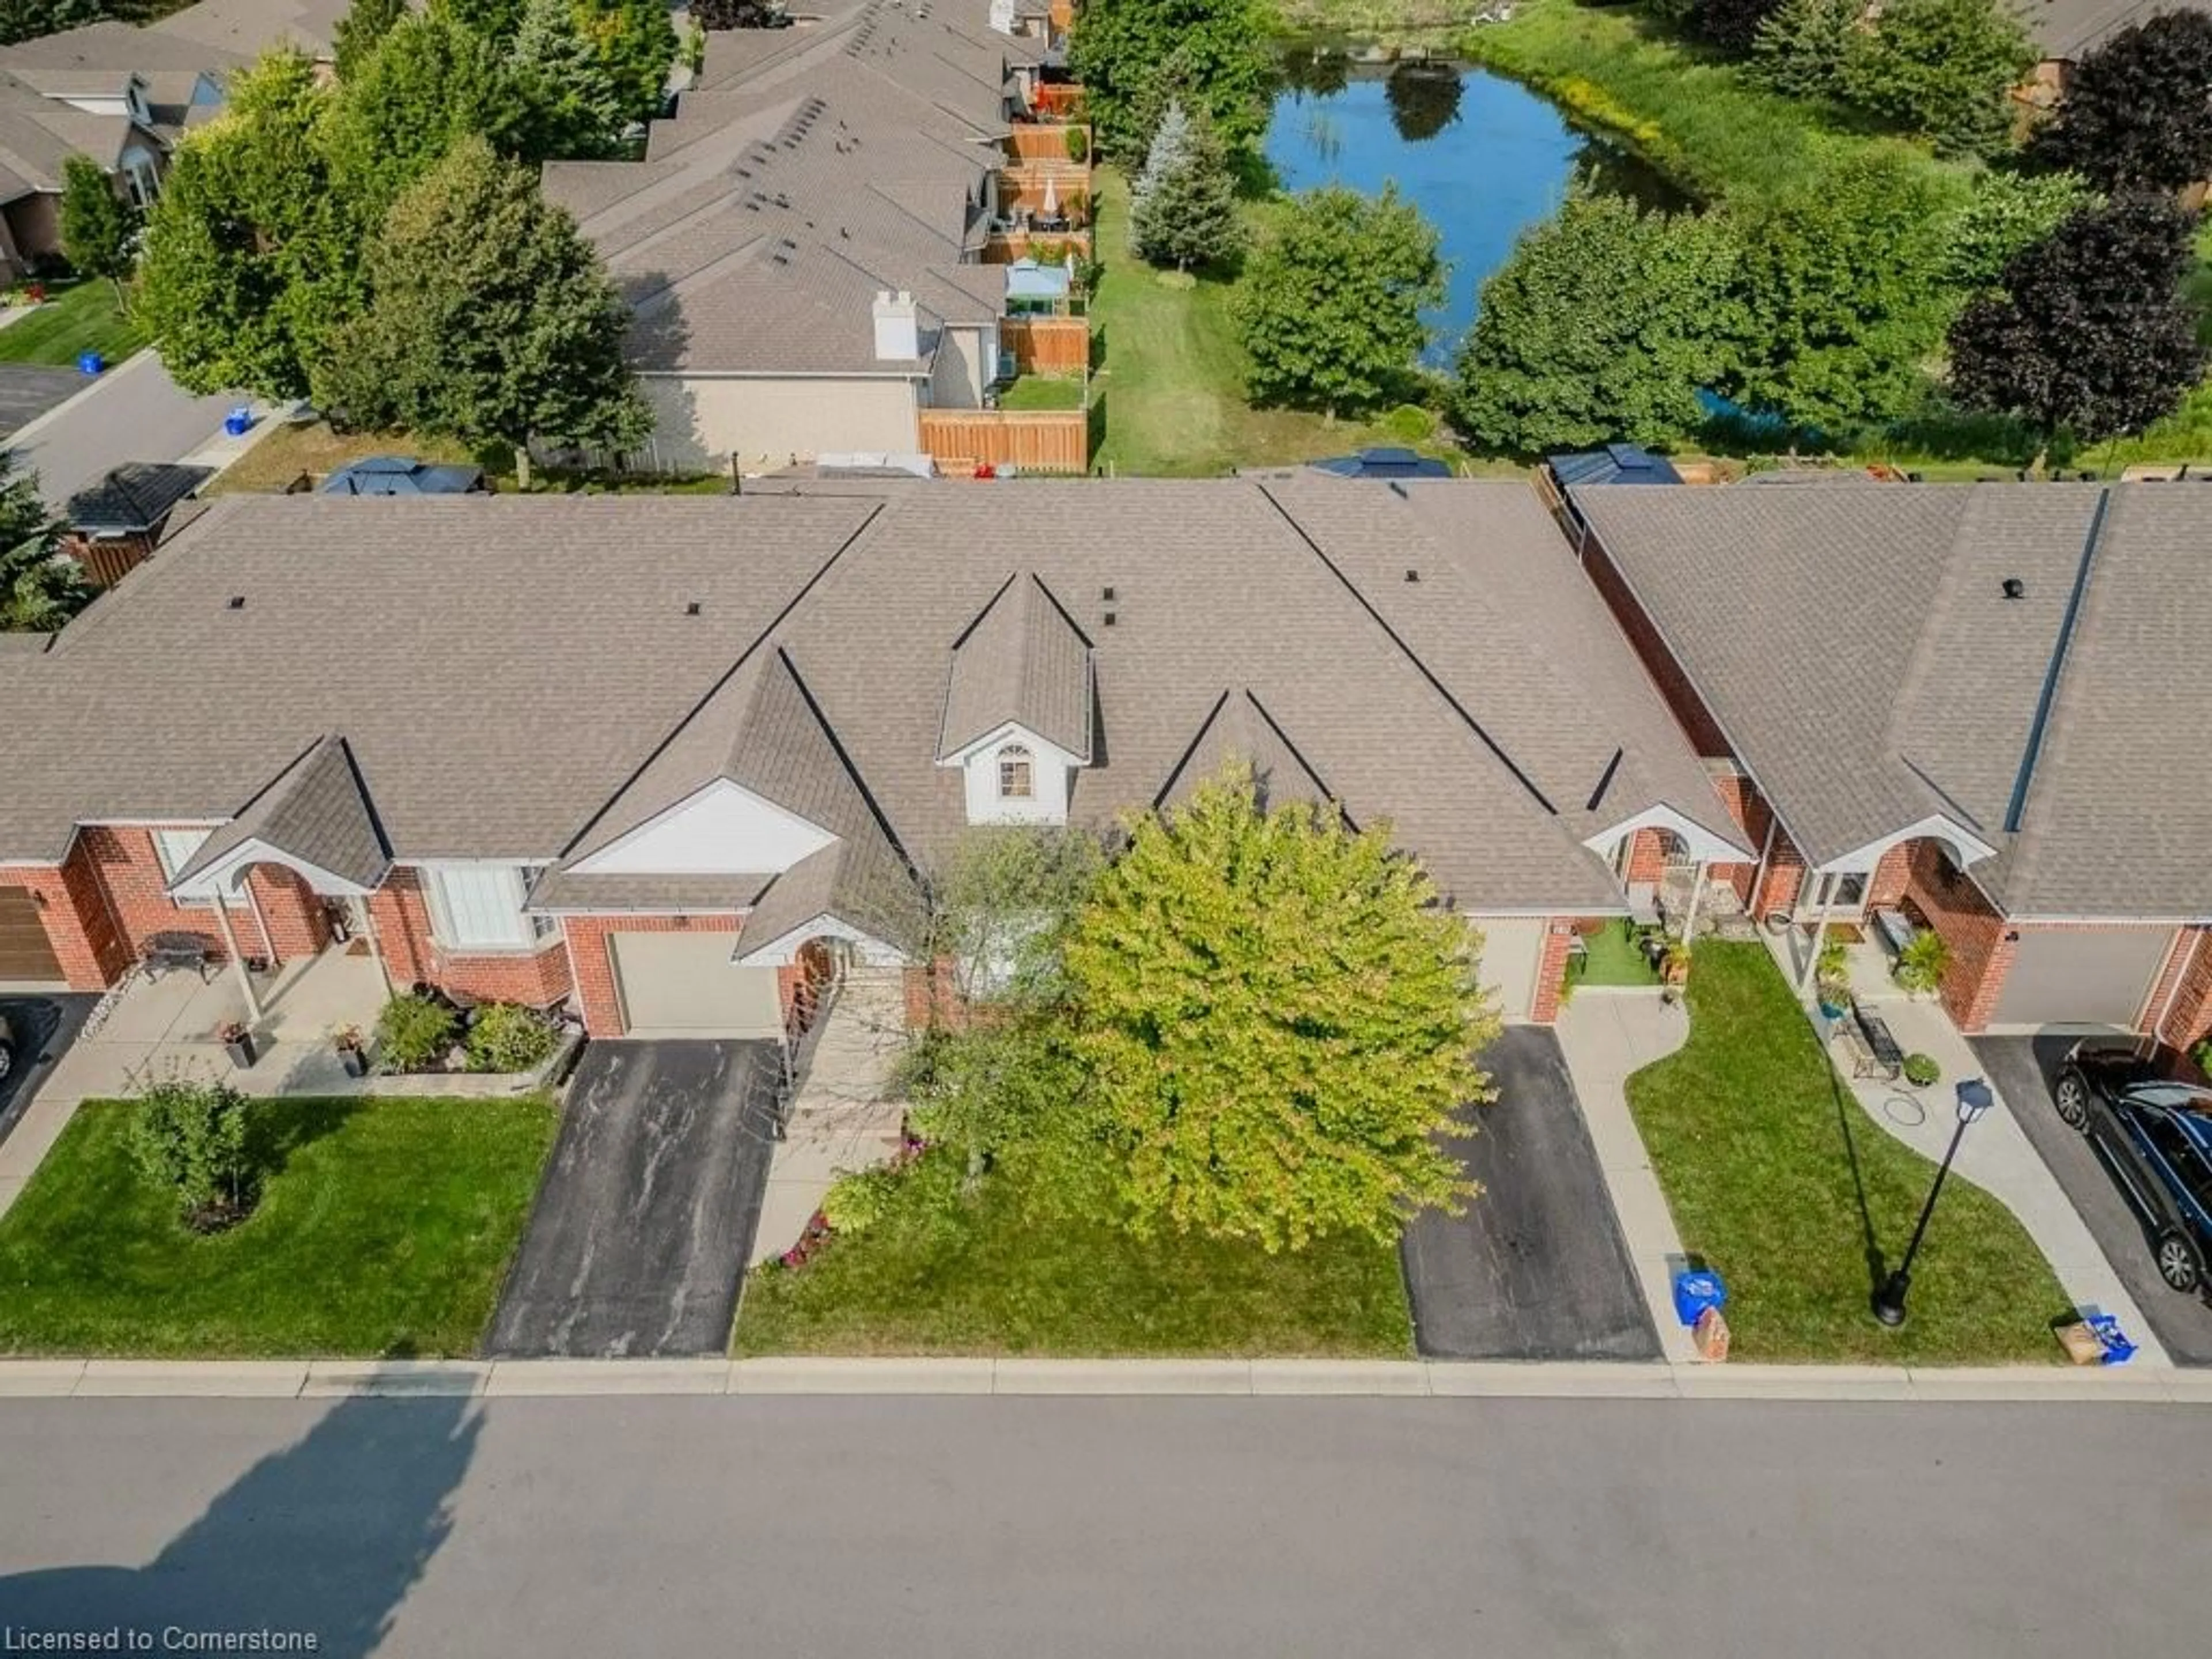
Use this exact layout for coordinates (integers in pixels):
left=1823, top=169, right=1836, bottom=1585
left=1, top=1355, right=2205, bottom=1402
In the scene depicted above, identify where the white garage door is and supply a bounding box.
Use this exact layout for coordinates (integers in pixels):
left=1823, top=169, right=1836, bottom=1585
left=1474, top=918, right=1546, bottom=1022
left=1990, top=928, right=2171, bottom=1031
left=610, top=933, right=785, bottom=1037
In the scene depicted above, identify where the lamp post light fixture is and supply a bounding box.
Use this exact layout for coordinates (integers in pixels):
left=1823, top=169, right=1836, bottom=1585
left=1872, top=1077, right=1995, bottom=1329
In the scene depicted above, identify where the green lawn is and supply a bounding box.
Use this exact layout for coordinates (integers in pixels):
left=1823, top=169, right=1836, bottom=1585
left=1088, top=165, right=1468, bottom=477
left=0, top=280, right=146, bottom=368
left=0, top=1095, right=559, bottom=1358
left=735, top=1150, right=1414, bottom=1357
left=1626, top=942, right=2070, bottom=1363
left=1566, top=919, right=1662, bottom=988
left=999, top=372, right=1088, bottom=411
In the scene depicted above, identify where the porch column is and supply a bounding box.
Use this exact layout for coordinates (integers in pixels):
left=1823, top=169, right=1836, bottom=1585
left=1679, top=862, right=1707, bottom=941
left=1749, top=815, right=1779, bottom=922
left=357, top=893, right=396, bottom=998
left=1796, top=880, right=1837, bottom=998
left=210, top=889, right=264, bottom=1025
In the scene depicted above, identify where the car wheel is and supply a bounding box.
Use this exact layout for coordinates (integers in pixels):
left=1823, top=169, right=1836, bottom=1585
left=2053, top=1070, right=2091, bottom=1130
left=2154, top=1230, right=2202, bottom=1295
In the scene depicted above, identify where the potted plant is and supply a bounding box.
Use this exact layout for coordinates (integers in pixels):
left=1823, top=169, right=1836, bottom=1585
left=331, top=1024, right=369, bottom=1079
left=1902, top=1052, right=1942, bottom=1089
left=1815, top=937, right=1853, bottom=1017
left=217, top=1020, right=256, bottom=1070
left=1661, top=938, right=1692, bottom=987
left=1893, top=929, right=1949, bottom=998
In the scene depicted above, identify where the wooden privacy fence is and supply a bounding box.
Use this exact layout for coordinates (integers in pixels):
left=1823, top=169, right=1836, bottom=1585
left=1006, top=124, right=1091, bottom=162
left=1035, top=79, right=1084, bottom=117
left=982, top=228, right=1093, bottom=263
left=921, top=410, right=1087, bottom=474
left=1003, top=317, right=1089, bottom=374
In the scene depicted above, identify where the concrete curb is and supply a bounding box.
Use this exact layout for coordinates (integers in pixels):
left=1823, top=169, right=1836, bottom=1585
left=1, top=1357, right=2205, bottom=1402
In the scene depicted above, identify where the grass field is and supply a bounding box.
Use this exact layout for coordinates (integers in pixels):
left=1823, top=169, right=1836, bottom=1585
left=999, top=372, right=1088, bottom=411
left=1626, top=944, right=2070, bottom=1364
left=0, top=281, right=146, bottom=369
left=0, top=1095, right=558, bottom=1358
left=736, top=1150, right=1414, bottom=1358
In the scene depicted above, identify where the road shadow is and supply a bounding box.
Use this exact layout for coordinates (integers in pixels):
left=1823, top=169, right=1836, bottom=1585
left=0, top=1393, right=482, bottom=1656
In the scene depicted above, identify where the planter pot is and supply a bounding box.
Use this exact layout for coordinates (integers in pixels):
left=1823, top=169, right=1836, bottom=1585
left=1817, top=999, right=1849, bottom=1021
left=224, top=1033, right=257, bottom=1070
left=336, top=1046, right=369, bottom=1079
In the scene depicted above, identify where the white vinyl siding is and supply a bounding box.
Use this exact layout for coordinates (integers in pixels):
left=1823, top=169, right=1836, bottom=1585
left=422, top=865, right=554, bottom=951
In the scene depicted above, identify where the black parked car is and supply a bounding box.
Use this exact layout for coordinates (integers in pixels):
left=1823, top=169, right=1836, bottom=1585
left=2054, top=1042, right=2212, bottom=1295
left=0, top=1007, right=18, bottom=1085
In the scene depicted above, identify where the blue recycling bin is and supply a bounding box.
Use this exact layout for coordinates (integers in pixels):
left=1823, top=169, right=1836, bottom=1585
left=224, top=406, right=254, bottom=438
left=1672, top=1268, right=1726, bottom=1327
left=75, top=349, right=103, bottom=376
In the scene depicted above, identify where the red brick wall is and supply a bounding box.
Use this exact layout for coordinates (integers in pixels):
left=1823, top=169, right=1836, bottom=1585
left=1624, top=829, right=1666, bottom=885
left=82, top=825, right=326, bottom=968
left=0, top=843, right=130, bottom=990
left=1900, top=842, right=2010, bottom=1029
left=368, top=868, right=573, bottom=1012
left=1868, top=843, right=1912, bottom=911
left=562, top=912, right=740, bottom=1037
left=2154, top=929, right=2212, bottom=1050
left=1528, top=921, right=1578, bottom=1024
left=1580, top=532, right=1734, bottom=759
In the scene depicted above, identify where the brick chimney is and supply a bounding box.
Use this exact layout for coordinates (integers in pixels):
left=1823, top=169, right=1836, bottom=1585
left=872, top=290, right=920, bottom=362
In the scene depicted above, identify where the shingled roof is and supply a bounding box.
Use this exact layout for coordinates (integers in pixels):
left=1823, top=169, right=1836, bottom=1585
left=169, top=734, right=391, bottom=896
left=937, top=573, right=1093, bottom=760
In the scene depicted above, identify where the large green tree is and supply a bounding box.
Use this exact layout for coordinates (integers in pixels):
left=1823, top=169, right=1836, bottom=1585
left=1128, top=100, right=1243, bottom=274
left=0, top=456, right=85, bottom=633
left=58, top=154, right=137, bottom=304
left=332, top=0, right=406, bottom=80
left=316, top=137, right=650, bottom=484
left=1948, top=195, right=2207, bottom=463
left=1840, top=0, right=2034, bottom=157
left=1940, top=168, right=2094, bottom=294
left=1722, top=152, right=1959, bottom=435
left=1452, top=188, right=1743, bottom=453
left=1234, top=184, right=1444, bottom=416
left=137, top=50, right=359, bottom=400
left=1066, top=0, right=1273, bottom=162
left=572, top=0, right=679, bottom=126
left=1063, top=768, right=1495, bottom=1252
left=324, top=13, right=513, bottom=221
left=2031, top=12, right=2212, bottom=193
left=511, top=0, right=630, bottom=160
left=0, top=0, right=101, bottom=47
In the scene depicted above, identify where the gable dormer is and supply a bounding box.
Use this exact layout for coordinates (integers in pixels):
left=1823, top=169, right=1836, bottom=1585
left=936, top=573, right=1093, bottom=825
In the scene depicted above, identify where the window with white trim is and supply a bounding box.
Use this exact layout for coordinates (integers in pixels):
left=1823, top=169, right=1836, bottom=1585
left=997, top=744, right=1034, bottom=800
left=421, top=865, right=557, bottom=951
left=151, top=828, right=245, bottom=910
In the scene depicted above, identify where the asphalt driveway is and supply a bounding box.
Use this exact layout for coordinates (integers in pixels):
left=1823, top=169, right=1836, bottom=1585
left=486, top=1040, right=782, bottom=1359
left=1972, top=1035, right=2212, bottom=1366
left=1402, top=1028, right=1661, bottom=1361
left=0, top=365, right=84, bottom=440
left=0, top=994, right=96, bottom=1149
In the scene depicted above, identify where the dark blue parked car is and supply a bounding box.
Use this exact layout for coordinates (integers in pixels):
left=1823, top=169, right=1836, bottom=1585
left=2055, top=1042, right=2212, bottom=1296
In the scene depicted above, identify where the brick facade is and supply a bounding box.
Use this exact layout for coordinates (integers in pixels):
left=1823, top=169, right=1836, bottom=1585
left=1897, top=842, right=2011, bottom=1030
left=368, top=867, right=573, bottom=1012
left=81, top=825, right=329, bottom=969
left=0, top=848, right=128, bottom=990
left=2152, top=928, right=2212, bottom=1050
left=1528, top=921, right=1578, bottom=1024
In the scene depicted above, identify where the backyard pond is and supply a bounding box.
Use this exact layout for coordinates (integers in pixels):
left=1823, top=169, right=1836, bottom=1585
left=1266, top=53, right=1682, bottom=364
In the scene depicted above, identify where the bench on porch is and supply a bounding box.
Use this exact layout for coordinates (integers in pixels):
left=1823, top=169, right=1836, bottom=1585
left=1843, top=999, right=1906, bottom=1083
left=141, top=931, right=214, bottom=982
left=1872, top=907, right=1919, bottom=958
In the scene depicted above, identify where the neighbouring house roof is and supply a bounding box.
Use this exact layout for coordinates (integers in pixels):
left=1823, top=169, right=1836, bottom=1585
left=0, top=482, right=1750, bottom=926
left=0, top=22, right=248, bottom=77
left=2020, top=0, right=2212, bottom=60
left=64, top=463, right=213, bottom=537
left=169, top=733, right=392, bottom=896
left=0, top=78, right=146, bottom=199
left=1308, top=447, right=1454, bottom=480
left=142, top=0, right=352, bottom=61
left=936, top=573, right=1093, bottom=760
left=1570, top=480, right=2212, bottom=920
left=1548, top=445, right=1682, bottom=489
left=321, top=457, right=486, bottom=497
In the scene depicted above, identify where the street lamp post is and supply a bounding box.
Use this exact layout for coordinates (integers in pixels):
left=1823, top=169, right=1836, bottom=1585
left=1872, top=1077, right=1995, bottom=1328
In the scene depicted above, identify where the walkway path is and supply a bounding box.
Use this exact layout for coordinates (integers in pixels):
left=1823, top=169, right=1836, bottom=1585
left=750, top=968, right=909, bottom=1266
left=1764, top=932, right=2166, bottom=1364
left=1552, top=993, right=1701, bottom=1364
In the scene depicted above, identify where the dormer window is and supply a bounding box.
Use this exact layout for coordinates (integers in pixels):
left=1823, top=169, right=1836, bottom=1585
left=998, top=744, right=1034, bottom=800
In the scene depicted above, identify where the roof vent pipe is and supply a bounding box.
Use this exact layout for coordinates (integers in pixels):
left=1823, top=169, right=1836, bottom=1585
left=2001, top=578, right=2025, bottom=600
left=226, top=596, right=245, bottom=610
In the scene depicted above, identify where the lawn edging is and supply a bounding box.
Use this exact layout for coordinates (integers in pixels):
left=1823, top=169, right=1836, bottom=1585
left=0, top=1355, right=2199, bottom=1402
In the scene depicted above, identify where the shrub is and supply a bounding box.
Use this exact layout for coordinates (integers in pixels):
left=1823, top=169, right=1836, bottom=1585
left=1902, top=1052, right=1942, bottom=1088
left=1065, top=125, right=1089, bottom=164
left=2192, top=1038, right=2212, bottom=1080
left=127, top=1077, right=256, bottom=1229
left=377, top=991, right=460, bottom=1073
left=820, top=1166, right=900, bottom=1236
left=1894, top=929, right=1949, bottom=997
left=464, top=1002, right=559, bottom=1074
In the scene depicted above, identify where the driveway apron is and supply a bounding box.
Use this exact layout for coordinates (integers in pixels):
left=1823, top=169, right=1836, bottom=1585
left=1402, top=1027, right=1661, bottom=1361
left=0, top=993, right=96, bottom=1148
left=1972, top=1035, right=2212, bottom=1366
left=487, top=1040, right=781, bottom=1358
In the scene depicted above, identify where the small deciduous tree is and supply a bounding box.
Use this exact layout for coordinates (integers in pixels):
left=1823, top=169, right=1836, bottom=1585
left=1064, top=767, right=1495, bottom=1252
left=1128, top=100, right=1243, bottom=273
left=316, top=136, right=650, bottom=485
left=1235, top=184, right=1444, bottom=416
left=2031, top=12, right=2212, bottom=193
left=0, top=455, right=86, bottom=632
left=572, top=0, right=680, bottom=126
left=1947, top=194, right=2207, bottom=465
left=1939, top=168, right=2093, bottom=294
left=1452, top=187, right=1744, bottom=453
left=332, top=0, right=407, bottom=80
left=127, top=1077, right=257, bottom=1229
left=1841, top=0, right=2033, bottom=157
left=58, top=154, right=137, bottom=304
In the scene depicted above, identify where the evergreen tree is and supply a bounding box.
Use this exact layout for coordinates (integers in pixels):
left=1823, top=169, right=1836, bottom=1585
left=1066, top=0, right=1273, bottom=162
left=512, top=0, right=630, bottom=160
left=332, top=0, right=406, bottom=81
left=573, top=0, right=680, bottom=126
left=324, top=13, right=514, bottom=221
left=58, top=154, right=138, bottom=304
left=1063, top=767, right=1495, bottom=1252
left=1842, top=0, right=2033, bottom=158
left=1127, top=100, right=1242, bottom=274
left=1948, top=195, right=2206, bottom=464
left=2032, top=12, right=2212, bottom=192
left=1234, top=184, right=1444, bottom=415
left=0, top=0, right=101, bottom=48
left=1749, top=0, right=1859, bottom=100
left=316, top=137, right=650, bottom=485
left=1452, top=188, right=1744, bottom=454
left=0, top=454, right=85, bottom=633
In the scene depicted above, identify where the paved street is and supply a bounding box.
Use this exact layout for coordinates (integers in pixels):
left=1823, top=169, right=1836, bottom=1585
left=2, top=1395, right=2205, bottom=1657
left=5, top=351, right=237, bottom=512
